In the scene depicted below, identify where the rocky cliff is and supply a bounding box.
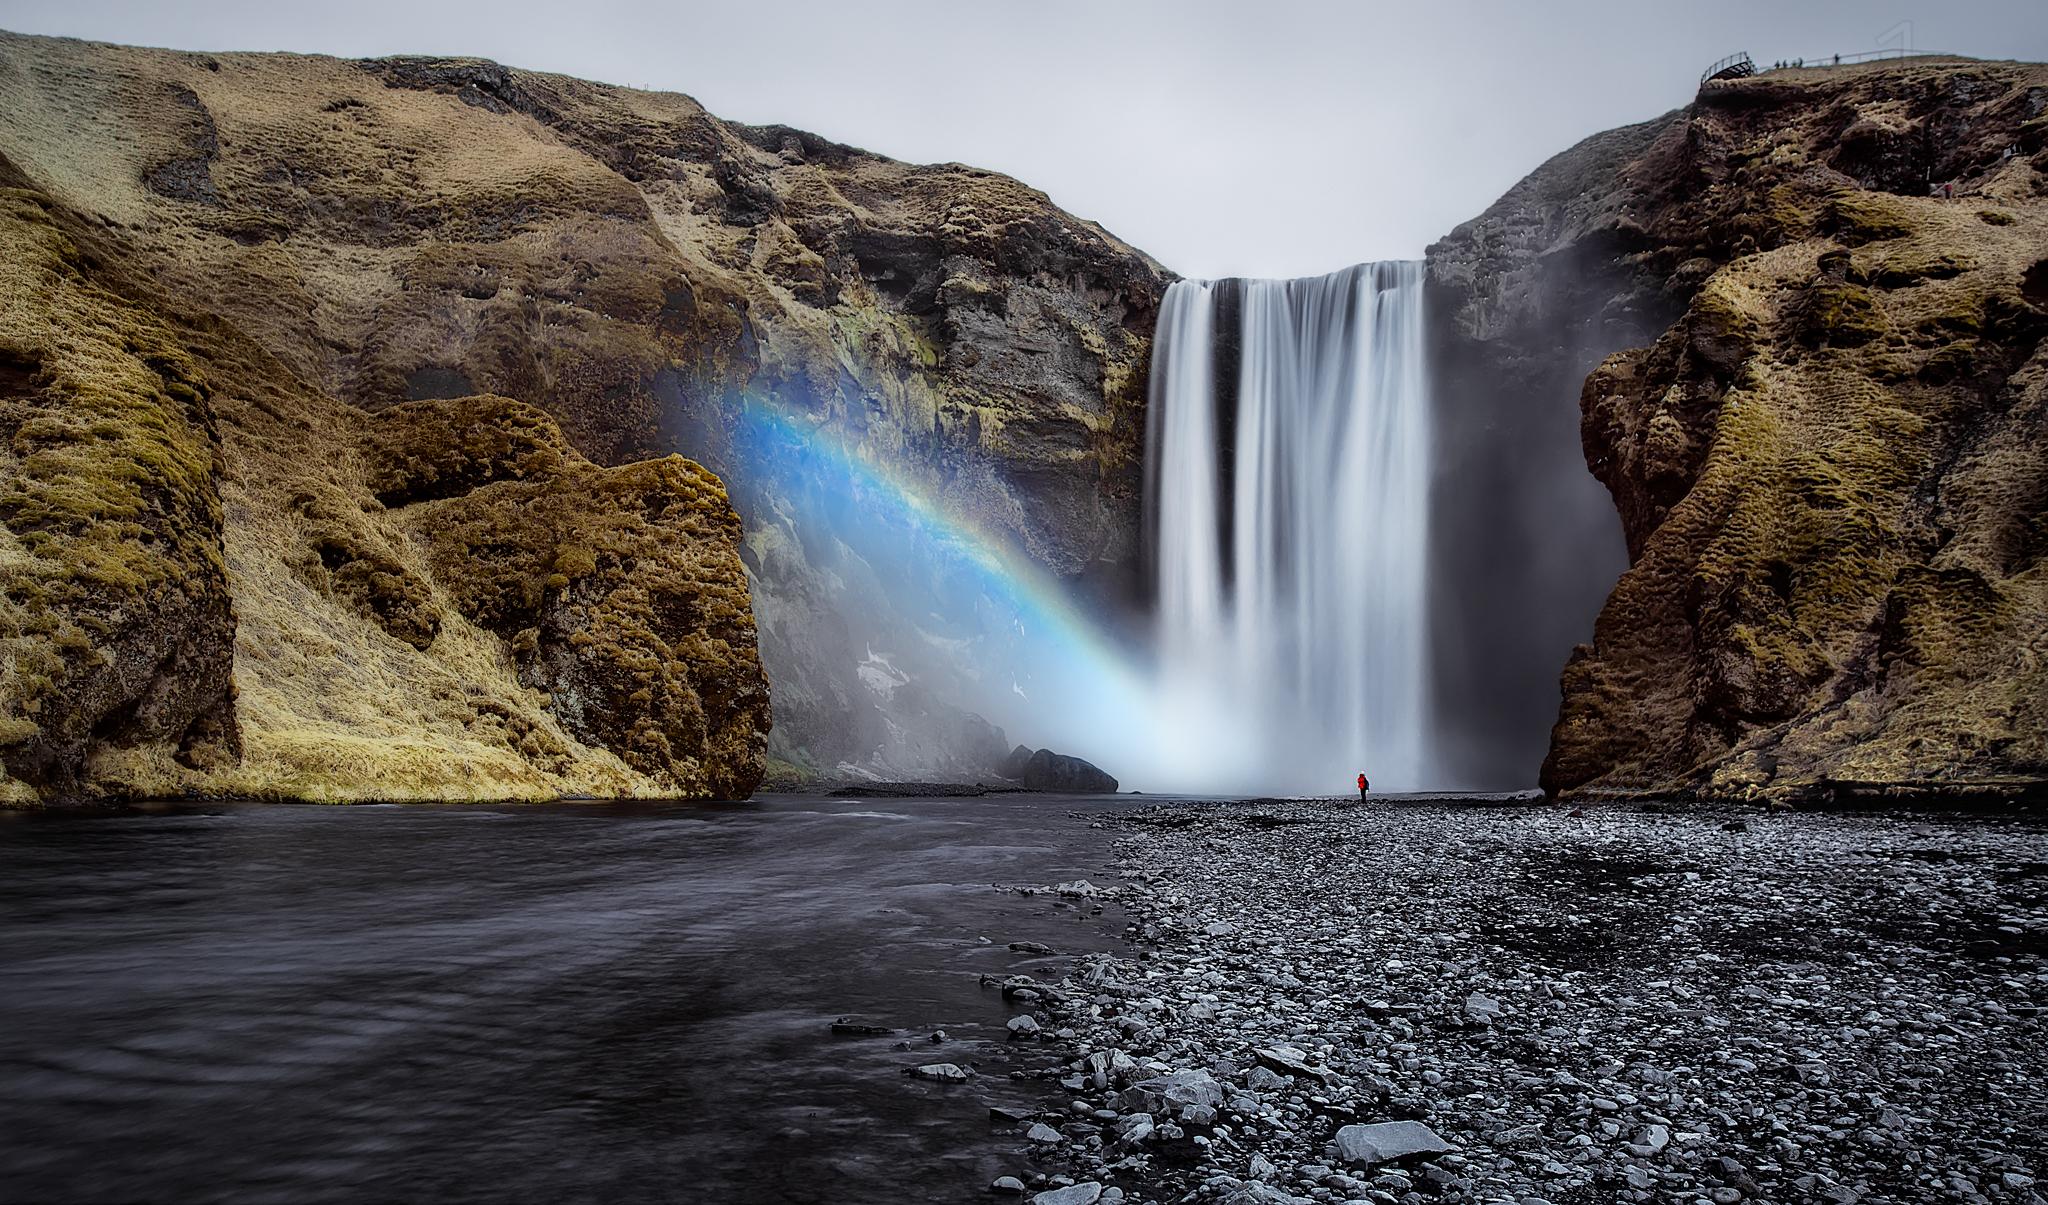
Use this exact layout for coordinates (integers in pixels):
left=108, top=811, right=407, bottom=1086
left=0, top=31, right=1166, bottom=793
left=1439, top=57, right=2048, bottom=799
left=1426, top=113, right=1685, bottom=788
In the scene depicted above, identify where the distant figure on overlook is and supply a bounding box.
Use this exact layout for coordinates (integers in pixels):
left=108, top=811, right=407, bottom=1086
left=1356, top=771, right=1370, bottom=803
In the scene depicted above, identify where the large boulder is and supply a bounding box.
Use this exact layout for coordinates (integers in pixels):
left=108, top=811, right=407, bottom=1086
left=1003, top=744, right=1119, bottom=793
left=1117, top=1068, right=1223, bottom=1119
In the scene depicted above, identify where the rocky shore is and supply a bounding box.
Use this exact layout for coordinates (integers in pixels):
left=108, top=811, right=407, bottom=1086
left=974, top=799, right=2047, bottom=1205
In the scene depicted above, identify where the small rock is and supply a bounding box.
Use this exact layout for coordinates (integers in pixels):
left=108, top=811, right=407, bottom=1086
left=991, top=1175, right=1027, bottom=1195
left=1007, top=1015, right=1041, bottom=1038
left=1026, top=1122, right=1063, bottom=1143
left=829, top=1018, right=894, bottom=1036
left=908, top=1062, right=969, bottom=1082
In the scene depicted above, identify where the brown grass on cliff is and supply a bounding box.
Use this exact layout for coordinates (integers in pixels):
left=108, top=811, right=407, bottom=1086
left=1546, top=58, right=2048, bottom=798
left=0, top=163, right=769, bottom=804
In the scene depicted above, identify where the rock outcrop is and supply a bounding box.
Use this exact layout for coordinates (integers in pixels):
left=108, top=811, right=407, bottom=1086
left=1002, top=744, right=1120, bottom=794
left=0, top=31, right=1168, bottom=784
left=1437, top=57, right=2048, bottom=798
left=0, top=153, right=768, bottom=803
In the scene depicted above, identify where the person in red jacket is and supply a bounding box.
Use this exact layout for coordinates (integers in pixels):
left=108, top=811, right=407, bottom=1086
left=1356, top=771, right=1370, bottom=803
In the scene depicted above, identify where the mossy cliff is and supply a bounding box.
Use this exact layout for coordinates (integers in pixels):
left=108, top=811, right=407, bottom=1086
left=1439, top=57, right=2048, bottom=799
left=0, top=31, right=1165, bottom=780
left=0, top=155, right=768, bottom=803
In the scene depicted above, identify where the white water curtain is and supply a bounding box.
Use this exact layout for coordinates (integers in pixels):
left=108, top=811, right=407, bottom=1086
left=1146, top=262, right=1430, bottom=794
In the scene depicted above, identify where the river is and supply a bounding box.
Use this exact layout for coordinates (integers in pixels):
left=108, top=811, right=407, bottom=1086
left=0, top=793, right=1135, bottom=1203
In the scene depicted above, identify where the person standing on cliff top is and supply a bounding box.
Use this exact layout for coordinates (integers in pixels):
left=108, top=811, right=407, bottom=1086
left=1356, top=771, right=1369, bottom=803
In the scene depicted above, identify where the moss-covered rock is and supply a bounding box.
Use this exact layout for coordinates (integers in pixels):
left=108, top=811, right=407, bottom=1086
left=0, top=161, right=769, bottom=805
left=0, top=29, right=1168, bottom=779
left=1531, top=58, right=2048, bottom=799
left=369, top=397, right=770, bottom=798
left=0, top=183, right=239, bottom=802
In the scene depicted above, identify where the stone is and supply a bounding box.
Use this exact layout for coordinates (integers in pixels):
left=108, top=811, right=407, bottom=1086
left=908, top=1063, right=969, bottom=1082
left=1255, top=1045, right=1335, bottom=1084
left=1005, top=747, right=1120, bottom=794
left=1007, top=1015, right=1041, bottom=1037
left=992, top=1176, right=1027, bottom=1195
left=1121, top=1069, right=1225, bottom=1117
left=1246, top=1066, right=1290, bottom=1093
left=829, top=1019, right=894, bottom=1036
left=1030, top=1183, right=1103, bottom=1205
left=1331, top=1121, right=1452, bottom=1166
left=1026, top=1122, right=1064, bottom=1143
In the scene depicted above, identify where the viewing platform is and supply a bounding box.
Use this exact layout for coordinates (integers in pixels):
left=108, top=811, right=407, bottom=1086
left=1702, top=47, right=1973, bottom=90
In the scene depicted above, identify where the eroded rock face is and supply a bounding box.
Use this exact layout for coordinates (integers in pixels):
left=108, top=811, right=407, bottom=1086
left=1425, top=115, right=1685, bottom=788
left=0, top=181, right=239, bottom=803
left=0, top=154, right=768, bottom=803
left=0, top=31, right=1169, bottom=781
left=366, top=396, right=770, bottom=799
left=1440, top=58, right=2048, bottom=798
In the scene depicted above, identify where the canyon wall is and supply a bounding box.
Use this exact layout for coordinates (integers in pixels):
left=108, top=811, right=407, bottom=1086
left=1435, top=56, right=2048, bottom=798
left=0, top=31, right=1166, bottom=795
left=1425, top=113, right=1685, bottom=788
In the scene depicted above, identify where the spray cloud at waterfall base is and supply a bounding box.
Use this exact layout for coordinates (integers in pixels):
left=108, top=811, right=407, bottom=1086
left=730, top=261, right=1432, bottom=795
left=729, top=398, right=1161, bottom=784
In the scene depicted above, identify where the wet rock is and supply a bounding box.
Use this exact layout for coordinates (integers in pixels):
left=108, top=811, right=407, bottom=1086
left=908, top=1063, right=969, bottom=1082
left=829, top=1018, right=894, bottom=1036
left=1004, top=747, right=1119, bottom=794
left=991, top=1175, right=1027, bottom=1194
left=1120, top=1069, right=1224, bottom=1118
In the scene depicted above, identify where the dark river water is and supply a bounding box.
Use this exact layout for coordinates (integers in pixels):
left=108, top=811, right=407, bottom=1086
left=0, top=794, right=1136, bottom=1204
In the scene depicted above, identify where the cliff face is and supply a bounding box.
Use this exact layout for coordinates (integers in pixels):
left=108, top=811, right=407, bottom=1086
left=0, top=32, right=1166, bottom=785
left=1439, top=57, right=2048, bottom=798
left=1426, top=113, right=1686, bottom=788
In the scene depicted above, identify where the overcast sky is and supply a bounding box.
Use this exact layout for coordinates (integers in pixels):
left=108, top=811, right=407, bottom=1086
left=4, top=1, right=2043, bottom=278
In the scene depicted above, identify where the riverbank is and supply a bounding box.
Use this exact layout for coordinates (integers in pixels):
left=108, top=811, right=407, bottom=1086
left=986, top=799, right=2048, bottom=1205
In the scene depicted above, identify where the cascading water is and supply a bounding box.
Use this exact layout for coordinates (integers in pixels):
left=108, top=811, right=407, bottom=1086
left=1145, top=262, right=1431, bottom=793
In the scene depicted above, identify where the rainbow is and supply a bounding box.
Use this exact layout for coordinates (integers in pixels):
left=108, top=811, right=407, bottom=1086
left=730, top=395, right=1223, bottom=787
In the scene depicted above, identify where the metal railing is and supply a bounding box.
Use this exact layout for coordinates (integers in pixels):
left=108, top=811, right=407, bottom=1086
left=1700, top=52, right=1755, bottom=85
left=1703, top=47, right=1969, bottom=88
left=1757, top=49, right=1964, bottom=71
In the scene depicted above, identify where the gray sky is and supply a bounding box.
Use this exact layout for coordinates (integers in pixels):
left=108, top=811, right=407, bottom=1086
left=3, top=0, right=2043, bottom=278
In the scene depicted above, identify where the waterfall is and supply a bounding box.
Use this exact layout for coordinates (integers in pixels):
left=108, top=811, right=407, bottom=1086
left=1145, top=262, right=1431, bottom=793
